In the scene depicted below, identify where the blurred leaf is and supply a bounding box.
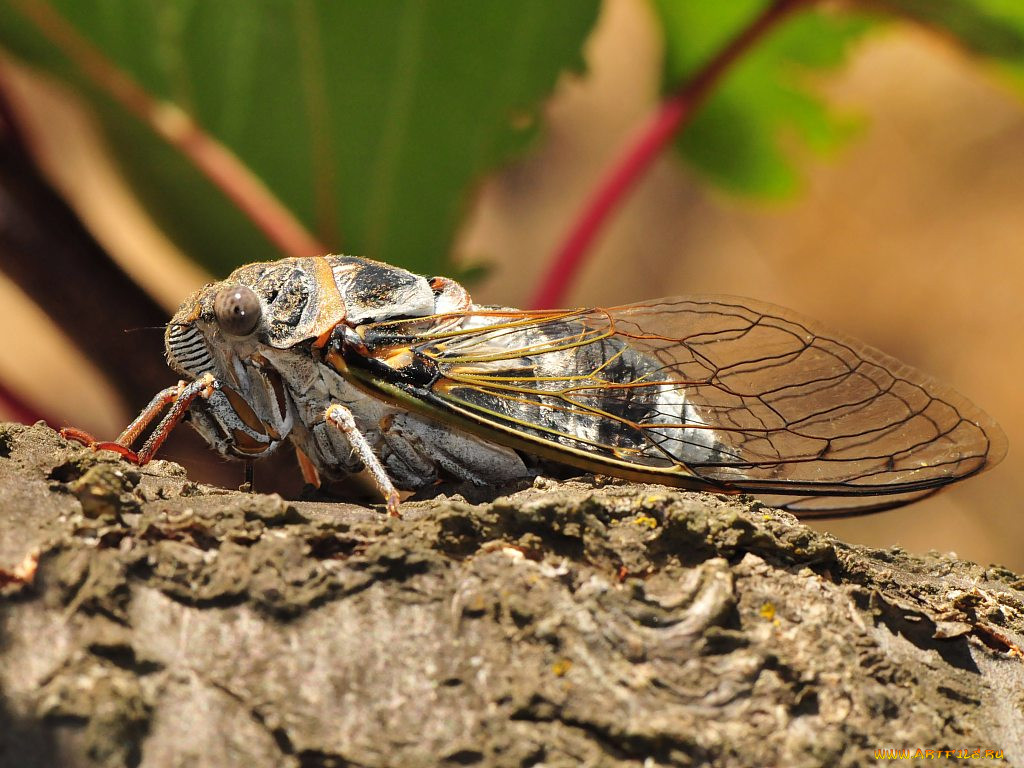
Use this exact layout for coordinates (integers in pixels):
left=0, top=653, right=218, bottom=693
left=877, top=0, right=1024, bottom=63
left=0, top=0, right=600, bottom=277
left=649, top=1, right=875, bottom=198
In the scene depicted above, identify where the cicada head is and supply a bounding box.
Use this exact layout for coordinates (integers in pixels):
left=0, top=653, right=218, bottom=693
left=163, top=259, right=324, bottom=460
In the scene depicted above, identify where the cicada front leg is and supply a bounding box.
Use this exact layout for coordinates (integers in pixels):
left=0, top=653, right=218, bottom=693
left=323, top=403, right=402, bottom=518
left=60, top=384, right=182, bottom=462
left=62, top=373, right=219, bottom=465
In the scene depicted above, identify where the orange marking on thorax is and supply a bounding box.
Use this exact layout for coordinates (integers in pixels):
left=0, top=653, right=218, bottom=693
left=308, top=256, right=347, bottom=348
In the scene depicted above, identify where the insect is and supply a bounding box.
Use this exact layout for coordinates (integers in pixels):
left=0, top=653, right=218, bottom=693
left=62, top=255, right=1006, bottom=518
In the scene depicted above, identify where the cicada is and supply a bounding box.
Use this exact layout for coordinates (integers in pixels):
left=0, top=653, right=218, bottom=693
left=63, top=255, right=1006, bottom=518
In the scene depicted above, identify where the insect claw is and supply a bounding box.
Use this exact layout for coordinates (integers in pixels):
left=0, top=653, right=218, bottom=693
left=59, top=426, right=98, bottom=446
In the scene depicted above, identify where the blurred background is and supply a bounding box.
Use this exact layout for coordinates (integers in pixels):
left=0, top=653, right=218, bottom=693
left=0, top=0, right=1019, bottom=568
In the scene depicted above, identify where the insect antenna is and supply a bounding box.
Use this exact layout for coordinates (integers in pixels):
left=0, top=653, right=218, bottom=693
left=121, top=325, right=169, bottom=334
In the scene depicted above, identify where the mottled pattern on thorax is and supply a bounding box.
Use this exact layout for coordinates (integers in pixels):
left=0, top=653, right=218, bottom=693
left=254, top=260, right=527, bottom=489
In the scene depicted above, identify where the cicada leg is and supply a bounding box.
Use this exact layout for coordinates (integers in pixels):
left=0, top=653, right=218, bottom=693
left=294, top=444, right=322, bottom=488
left=61, top=374, right=218, bottom=465
left=323, top=403, right=402, bottom=518
left=59, top=426, right=142, bottom=462
left=59, top=382, right=182, bottom=462
left=115, top=384, right=188, bottom=446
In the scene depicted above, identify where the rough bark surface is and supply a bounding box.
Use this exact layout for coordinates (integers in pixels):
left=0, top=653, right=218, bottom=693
left=0, top=422, right=1021, bottom=768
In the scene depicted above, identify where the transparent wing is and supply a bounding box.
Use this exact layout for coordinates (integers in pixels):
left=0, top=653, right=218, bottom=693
left=344, top=296, right=1006, bottom=518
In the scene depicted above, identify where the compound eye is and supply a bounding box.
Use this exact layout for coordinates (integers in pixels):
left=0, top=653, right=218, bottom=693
left=214, top=284, right=262, bottom=336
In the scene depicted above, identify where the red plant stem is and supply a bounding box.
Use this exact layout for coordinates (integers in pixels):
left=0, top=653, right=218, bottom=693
left=11, top=0, right=327, bottom=259
left=0, top=380, right=45, bottom=425
left=530, top=0, right=811, bottom=309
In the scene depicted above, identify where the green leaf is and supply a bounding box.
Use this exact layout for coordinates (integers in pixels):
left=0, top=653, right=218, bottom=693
left=878, top=0, right=1024, bottom=64
left=649, top=1, right=875, bottom=198
left=0, top=0, right=600, bottom=277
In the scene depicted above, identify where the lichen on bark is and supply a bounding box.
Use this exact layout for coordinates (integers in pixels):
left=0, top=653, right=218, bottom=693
left=0, top=422, right=1021, bottom=767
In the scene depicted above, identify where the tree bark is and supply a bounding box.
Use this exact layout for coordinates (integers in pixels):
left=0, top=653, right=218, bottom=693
left=1, top=422, right=1021, bottom=768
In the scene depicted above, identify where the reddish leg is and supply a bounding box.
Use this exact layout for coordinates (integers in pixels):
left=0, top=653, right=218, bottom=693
left=60, top=427, right=143, bottom=462
left=294, top=444, right=322, bottom=488
left=61, top=374, right=217, bottom=465
left=116, top=384, right=186, bottom=445
left=134, top=374, right=218, bottom=464
left=61, top=383, right=183, bottom=461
